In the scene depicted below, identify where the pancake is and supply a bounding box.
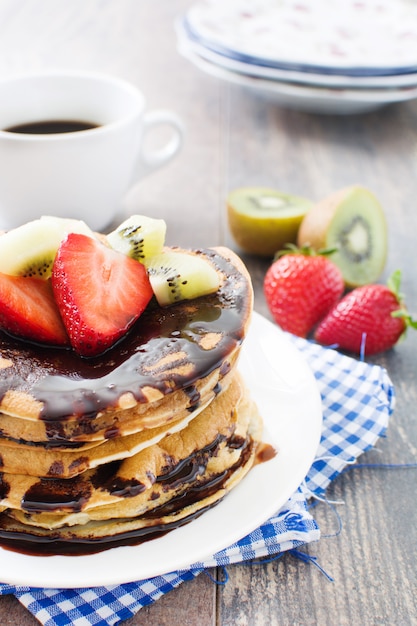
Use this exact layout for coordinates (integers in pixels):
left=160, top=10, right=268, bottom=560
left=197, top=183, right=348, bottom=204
left=0, top=374, right=263, bottom=553
left=0, top=398, right=210, bottom=478
left=2, top=374, right=246, bottom=520
left=0, top=244, right=263, bottom=555
left=0, top=367, right=235, bottom=480
left=0, top=247, right=252, bottom=444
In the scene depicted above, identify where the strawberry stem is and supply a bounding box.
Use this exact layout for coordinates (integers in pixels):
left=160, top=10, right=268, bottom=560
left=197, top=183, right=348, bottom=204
left=392, top=309, right=417, bottom=329
left=388, top=270, right=417, bottom=330
left=387, top=269, right=404, bottom=302
left=274, top=243, right=338, bottom=261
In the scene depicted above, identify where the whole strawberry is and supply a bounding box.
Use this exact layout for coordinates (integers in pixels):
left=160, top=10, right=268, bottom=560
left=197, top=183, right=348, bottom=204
left=314, top=271, right=416, bottom=356
left=263, top=248, right=344, bottom=337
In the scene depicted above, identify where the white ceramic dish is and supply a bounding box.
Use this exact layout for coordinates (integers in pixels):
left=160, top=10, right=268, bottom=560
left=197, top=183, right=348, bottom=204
left=177, top=19, right=417, bottom=89
left=185, top=0, right=417, bottom=76
left=0, top=312, right=322, bottom=589
left=179, top=43, right=417, bottom=114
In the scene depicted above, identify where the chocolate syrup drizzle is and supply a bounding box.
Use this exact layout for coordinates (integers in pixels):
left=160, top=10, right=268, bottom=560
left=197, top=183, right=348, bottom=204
left=0, top=250, right=248, bottom=425
left=0, top=434, right=253, bottom=556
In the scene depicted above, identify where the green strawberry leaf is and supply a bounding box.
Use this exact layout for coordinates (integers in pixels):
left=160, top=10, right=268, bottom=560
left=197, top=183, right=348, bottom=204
left=392, top=309, right=417, bottom=329
left=387, top=269, right=404, bottom=302
left=274, top=243, right=338, bottom=261
left=388, top=270, right=417, bottom=331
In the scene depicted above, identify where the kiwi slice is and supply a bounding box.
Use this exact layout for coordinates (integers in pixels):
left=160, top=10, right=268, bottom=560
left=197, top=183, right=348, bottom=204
left=0, top=216, right=95, bottom=279
left=227, top=187, right=312, bottom=257
left=146, top=250, right=220, bottom=306
left=106, top=215, right=166, bottom=263
left=297, top=186, right=388, bottom=287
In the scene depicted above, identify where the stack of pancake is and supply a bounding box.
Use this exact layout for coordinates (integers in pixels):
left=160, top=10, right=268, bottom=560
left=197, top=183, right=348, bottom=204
left=0, top=246, right=262, bottom=554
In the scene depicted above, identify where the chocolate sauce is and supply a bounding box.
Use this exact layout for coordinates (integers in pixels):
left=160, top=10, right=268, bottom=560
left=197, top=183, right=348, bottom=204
left=91, top=460, right=146, bottom=498
left=47, top=461, right=65, bottom=477
left=184, top=385, right=201, bottom=410
left=4, top=119, right=99, bottom=134
left=0, top=436, right=87, bottom=449
left=157, top=434, right=224, bottom=490
left=149, top=435, right=250, bottom=518
left=254, top=443, right=277, bottom=465
left=0, top=250, right=248, bottom=428
left=68, top=457, right=89, bottom=473
left=0, top=474, right=9, bottom=499
left=0, top=506, right=211, bottom=557
left=22, top=476, right=91, bottom=514
left=0, top=436, right=254, bottom=556
left=16, top=433, right=224, bottom=516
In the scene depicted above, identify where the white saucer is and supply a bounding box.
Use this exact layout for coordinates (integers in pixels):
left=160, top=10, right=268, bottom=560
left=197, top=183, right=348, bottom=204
left=177, top=19, right=417, bottom=90
left=185, top=0, right=417, bottom=76
left=179, top=42, right=417, bottom=115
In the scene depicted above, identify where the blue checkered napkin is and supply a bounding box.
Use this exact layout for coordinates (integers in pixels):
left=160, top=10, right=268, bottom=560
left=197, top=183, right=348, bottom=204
left=193, top=487, right=319, bottom=569
left=0, top=336, right=395, bottom=626
left=288, top=336, right=395, bottom=497
left=4, top=570, right=201, bottom=626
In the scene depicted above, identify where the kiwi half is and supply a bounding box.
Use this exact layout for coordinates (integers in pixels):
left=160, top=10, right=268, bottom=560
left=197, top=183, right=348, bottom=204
left=227, top=187, right=312, bottom=257
left=297, top=186, right=388, bottom=287
left=146, top=250, right=220, bottom=307
left=106, top=215, right=166, bottom=264
left=0, top=216, right=95, bottom=279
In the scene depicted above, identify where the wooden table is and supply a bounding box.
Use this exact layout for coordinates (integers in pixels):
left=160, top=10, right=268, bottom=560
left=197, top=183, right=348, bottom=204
left=0, top=2, right=416, bottom=624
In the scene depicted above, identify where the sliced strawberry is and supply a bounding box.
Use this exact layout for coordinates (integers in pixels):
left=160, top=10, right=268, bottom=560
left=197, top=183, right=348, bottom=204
left=0, top=274, right=69, bottom=345
left=52, top=233, right=153, bottom=357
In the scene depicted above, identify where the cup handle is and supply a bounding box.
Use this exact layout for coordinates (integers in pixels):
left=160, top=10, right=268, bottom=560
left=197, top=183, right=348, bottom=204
left=136, top=110, right=184, bottom=178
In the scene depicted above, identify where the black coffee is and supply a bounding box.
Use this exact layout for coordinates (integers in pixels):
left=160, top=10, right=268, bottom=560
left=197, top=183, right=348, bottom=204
left=4, top=119, right=99, bottom=134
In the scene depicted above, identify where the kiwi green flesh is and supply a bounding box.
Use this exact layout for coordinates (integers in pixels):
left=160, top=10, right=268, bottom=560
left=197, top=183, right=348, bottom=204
left=16, top=256, right=55, bottom=278
left=107, top=216, right=166, bottom=263
left=109, top=225, right=147, bottom=260
left=227, top=187, right=313, bottom=256
left=228, top=188, right=311, bottom=218
left=147, top=252, right=220, bottom=307
left=326, top=193, right=387, bottom=287
left=0, top=217, right=95, bottom=279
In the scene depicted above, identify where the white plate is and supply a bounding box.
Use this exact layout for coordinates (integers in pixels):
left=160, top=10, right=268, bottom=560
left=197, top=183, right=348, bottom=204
left=177, top=19, right=417, bottom=89
left=0, top=312, right=322, bottom=589
left=185, top=0, right=417, bottom=75
left=179, top=43, right=417, bottom=115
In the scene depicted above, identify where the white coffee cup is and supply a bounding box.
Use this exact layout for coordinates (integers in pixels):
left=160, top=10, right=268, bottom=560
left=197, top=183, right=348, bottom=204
left=0, top=71, right=184, bottom=230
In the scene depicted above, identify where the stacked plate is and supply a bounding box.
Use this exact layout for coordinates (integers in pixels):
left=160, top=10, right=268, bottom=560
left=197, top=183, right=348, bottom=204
left=176, top=0, right=417, bottom=114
